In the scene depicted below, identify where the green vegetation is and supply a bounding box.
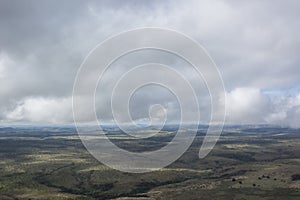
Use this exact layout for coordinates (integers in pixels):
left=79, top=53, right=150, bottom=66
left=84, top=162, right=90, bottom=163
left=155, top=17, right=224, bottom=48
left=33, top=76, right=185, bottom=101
left=0, top=126, right=299, bottom=199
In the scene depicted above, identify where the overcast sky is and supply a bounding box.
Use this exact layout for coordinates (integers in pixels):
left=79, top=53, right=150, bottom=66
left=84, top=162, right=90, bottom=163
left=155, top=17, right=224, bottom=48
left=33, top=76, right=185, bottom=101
left=0, top=0, right=299, bottom=127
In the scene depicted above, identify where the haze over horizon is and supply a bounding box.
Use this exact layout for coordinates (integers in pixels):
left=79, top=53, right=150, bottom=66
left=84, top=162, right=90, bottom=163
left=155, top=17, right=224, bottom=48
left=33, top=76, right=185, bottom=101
left=0, top=0, right=300, bottom=128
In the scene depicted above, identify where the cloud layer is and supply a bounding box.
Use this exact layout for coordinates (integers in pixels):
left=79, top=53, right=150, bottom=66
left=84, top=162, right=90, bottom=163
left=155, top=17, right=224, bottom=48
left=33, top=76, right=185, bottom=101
left=0, top=0, right=299, bottom=127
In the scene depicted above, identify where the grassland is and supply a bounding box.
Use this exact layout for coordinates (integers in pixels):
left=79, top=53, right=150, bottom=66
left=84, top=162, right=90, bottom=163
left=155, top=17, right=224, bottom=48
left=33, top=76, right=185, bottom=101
left=0, top=126, right=300, bottom=199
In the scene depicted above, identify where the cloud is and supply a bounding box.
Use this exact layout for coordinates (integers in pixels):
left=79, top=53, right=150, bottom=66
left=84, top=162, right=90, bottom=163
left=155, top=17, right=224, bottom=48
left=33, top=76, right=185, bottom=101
left=5, top=97, right=72, bottom=124
left=0, top=0, right=299, bottom=126
left=225, top=87, right=271, bottom=124
left=225, top=87, right=300, bottom=127
left=266, top=93, right=300, bottom=128
left=285, top=105, right=300, bottom=128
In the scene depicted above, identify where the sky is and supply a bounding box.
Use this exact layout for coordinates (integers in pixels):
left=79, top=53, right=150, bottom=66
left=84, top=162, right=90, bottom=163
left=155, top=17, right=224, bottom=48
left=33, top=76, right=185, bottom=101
left=0, top=0, right=299, bottom=127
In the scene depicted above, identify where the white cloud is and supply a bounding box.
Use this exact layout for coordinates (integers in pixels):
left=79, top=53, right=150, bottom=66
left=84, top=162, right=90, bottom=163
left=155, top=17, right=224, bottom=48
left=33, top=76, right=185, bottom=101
left=225, top=87, right=271, bottom=124
left=225, top=87, right=300, bottom=127
left=5, top=97, right=72, bottom=123
left=266, top=93, right=300, bottom=128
